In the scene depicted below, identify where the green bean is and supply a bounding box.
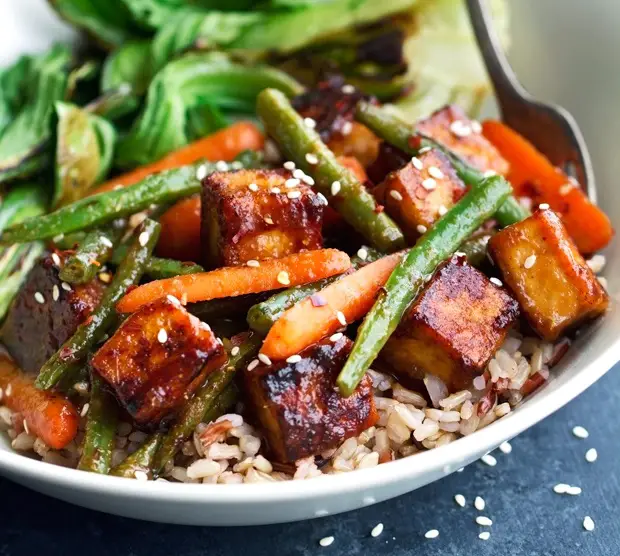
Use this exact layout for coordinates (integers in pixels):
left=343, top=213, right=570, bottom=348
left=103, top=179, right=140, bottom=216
left=458, top=232, right=493, bottom=268
left=35, top=219, right=160, bottom=390
left=110, top=434, right=163, bottom=479
left=110, top=244, right=204, bottom=279
left=355, top=101, right=530, bottom=227
left=59, top=221, right=126, bottom=284
left=152, top=334, right=261, bottom=475
left=337, top=176, right=512, bottom=396
left=256, top=88, right=405, bottom=252
left=189, top=295, right=260, bottom=322
left=202, top=382, right=239, bottom=424
left=77, top=375, right=118, bottom=474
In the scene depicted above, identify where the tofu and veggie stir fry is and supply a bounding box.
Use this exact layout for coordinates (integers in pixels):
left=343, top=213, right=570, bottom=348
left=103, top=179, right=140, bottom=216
left=0, top=0, right=612, bottom=483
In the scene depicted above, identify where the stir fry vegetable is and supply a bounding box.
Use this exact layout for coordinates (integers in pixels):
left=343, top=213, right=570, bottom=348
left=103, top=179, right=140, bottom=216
left=110, top=433, right=163, bottom=479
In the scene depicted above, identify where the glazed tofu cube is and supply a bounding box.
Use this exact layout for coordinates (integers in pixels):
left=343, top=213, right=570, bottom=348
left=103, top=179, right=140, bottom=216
left=201, top=169, right=325, bottom=268
left=416, top=105, right=509, bottom=175
left=1, top=252, right=105, bottom=374
left=379, top=149, right=466, bottom=242
left=91, top=297, right=226, bottom=426
left=243, top=335, right=378, bottom=463
left=488, top=209, right=609, bottom=341
left=381, top=256, right=519, bottom=392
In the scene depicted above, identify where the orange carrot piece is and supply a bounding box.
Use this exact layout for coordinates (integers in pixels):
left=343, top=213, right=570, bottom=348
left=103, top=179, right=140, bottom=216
left=482, top=120, right=613, bottom=254
left=0, top=357, right=78, bottom=450
left=117, top=249, right=351, bottom=313
left=260, top=252, right=403, bottom=360
left=156, top=195, right=202, bottom=262
left=94, top=122, right=264, bottom=194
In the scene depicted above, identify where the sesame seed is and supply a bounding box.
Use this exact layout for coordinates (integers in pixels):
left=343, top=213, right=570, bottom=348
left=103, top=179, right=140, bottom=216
left=264, top=216, right=274, bottom=225
left=302, top=174, right=315, bottom=186
left=100, top=236, right=114, bottom=248
left=424, top=529, right=439, bottom=539
left=292, top=169, right=305, bottom=179
left=303, top=117, right=316, bottom=129
left=471, top=120, right=482, bottom=134
left=553, top=483, right=570, bottom=494
left=196, top=165, right=208, bottom=180
left=566, top=486, right=582, bottom=496
left=52, top=285, right=60, bottom=301
left=490, top=277, right=503, bottom=287
left=247, top=359, right=259, bottom=371
left=474, top=496, right=485, bottom=511
left=483, top=170, right=498, bottom=178
left=34, top=292, right=45, bottom=304
left=499, top=441, right=512, bottom=454
left=283, top=161, right=296, bottom=170
left=215, top=161, right=229, bottom=172
left=247, top=260, right=260, bottom=268
left=231, top=346, right=240, bottom=357
left=286, top=354, right=302, bottom=364
left=411, top=157, right=423, bottom=170
left=336, top=311, right=347, bottom=326
left=331, top=181, right=341, bottom=196
left=157, top=328, right=168, bottom=343
left=583, top=516, right=595, bottom=532
left=450, top=120, right=472, bottom=137
left=419, top=146, right=431, bottom=154
left=341, top=84, right=355, bottom=94
left=422, top=178, right=436, bottom=191
left=572, top=425, right=589, bottom=439
left=5, top=384, right=12, bottom=397
left=560, top=183, right=574, bottom=195
left=454, top=494, right=466, bottom=507
left=305, top=153, right=319, bottom=165
left=389, top=190, right=403, bottom=201
left=524, top=254, right=537, bottom=269
left=80, top=403, right=90, bottom=418
left=319, top=536, right=334, bottom=547
left=330, top=332, right=343, bottom=342
left=0, top=388, right=3, bottom=401
left=277, top=271, right=290, bottom=285
left=476, top=516, right=493, bottom=526
left=248, top=183, right=259, bottom=192
left=53, top=234, right=65, bottom=243
left=341, top=121, right=353, bottom=136
left=230, top=161, right=243, bottom=170
left=478, top=532, right=491, bottom=541
left=438, top=205, right=448, bottom=216
left=455, top=251, right=466, bottom=257
left=416, top=225, right=427, bottom=234
left=134, top=471, right=149, bottom=481
left=428, top=166, right=444, bottom=180
left=539, top=203, right=550, bottom=210
left=317, top=193, right=329, bottom=205
left=98, top=272, right=112, bottom=284
left=285, top=178, right=300, bottom=188
left=138, top=231, right=149, bottom=247
left=370, top=523, right=384, bottom=538
left=585, top=448, right=598, bottom=463
left=23, top=419, right=29, bottom=435
left=357, top=248, right=368, bottom=260
left=287, top=190, right=302, bottom=199
left=270, top=187, right=281, bottom=194
left=481, top=454, right=497, bottom=467
left=258, top=353, right=272, bottom=366
left=51, top=253, right=61, bottom=266
left=166, top=295, right=180, bottom=305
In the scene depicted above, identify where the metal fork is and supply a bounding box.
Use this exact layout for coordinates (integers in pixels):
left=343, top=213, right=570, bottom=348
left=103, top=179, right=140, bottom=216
left=466, top=0, right=596, bottom=202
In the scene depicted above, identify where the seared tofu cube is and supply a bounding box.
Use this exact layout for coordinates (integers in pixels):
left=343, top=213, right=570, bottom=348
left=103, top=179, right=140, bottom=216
left=91, top=297, right=226, bottom=426
left=201, top=169, right=325, bottom=268
left=488, top=209, right=609, bottom=341
left=417, top=105, right=509, bottom=175
left=379, top=149, right=466, bottom=242
left=244, top=335, right=378, bottom=463
left=381, top=256, right=519, bottom=392
left=1, top=253, right=105, bottom=374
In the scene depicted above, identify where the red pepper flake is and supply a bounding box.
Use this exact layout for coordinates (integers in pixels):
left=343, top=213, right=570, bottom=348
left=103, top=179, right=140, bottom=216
left=310, top=294, right=327, bottom=307
left=58, top=346, right=75, bottom=361
left=374, top=204, right=385, bottom=214
left=407, top=134, right=424, bottom=151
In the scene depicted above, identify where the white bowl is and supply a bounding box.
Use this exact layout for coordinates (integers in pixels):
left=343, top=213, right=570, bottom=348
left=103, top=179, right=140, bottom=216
left=0, top=0, right=618, bottom=525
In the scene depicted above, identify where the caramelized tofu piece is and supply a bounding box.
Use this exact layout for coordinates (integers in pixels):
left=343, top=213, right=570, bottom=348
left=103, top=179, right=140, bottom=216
left=381, top=256, right=519, bottom=392
left=379, top=149, right=466, bottom=242
left=91, top=297, right=226, bottom=426
left=244, top=336, right=377, bottom=463
left=1, top=253, right=105, bottom=374
left=417, top=105, right=509, bottom=175
left=201, top=169, right=325, bottom=268
left=488, top=209, right=609, bottom=341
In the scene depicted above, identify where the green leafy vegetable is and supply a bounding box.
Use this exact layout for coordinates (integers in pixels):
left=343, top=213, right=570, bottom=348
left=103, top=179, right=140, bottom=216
left=0, top=56, right=32, bottom=134
left=101, top=39, right=152, bottom=95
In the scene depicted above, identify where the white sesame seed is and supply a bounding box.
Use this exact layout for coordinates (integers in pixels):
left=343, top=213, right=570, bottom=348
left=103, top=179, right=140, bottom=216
left=450, top=120, right=472, bottom=137
left=539, top=203, right=550, bottom=210
left=283, top=161, right=296, bottom=170
left=560, top=183, right=574, bottom=195
left=474, top=496, right=485, bottom=511
left=341, top=84, right=355, bottom=94
left=51, top=253, right=61, bottom=266
left=438, top=205, right=448, bottom=216
left=478, top=532, right=491, bottom=541
left=483, top=170, right=498, bottom=178
left=5, top=384, right=12, bottom=397
left=422, top=178, right=436, bottom=190
left=424, top=529, right=439, bottom=539
left=416, top=224, right=427, bottom=234
left=454, top=494, right=466, bottom=507
left=247, top=259, right=260, bottom=268
left=330, top=332, right=343, bottom=342
left=277, top=271, right=290, bottom=285
left=455, top=251, right=466, bottom=257
left=490, top=277, right=503, bottom=287
left=286, top=354, right=302, bottom=364
left=293, top=169, right=305, bottom=179
left=585, top=448, right=598, bottom=463
left=23, top=419, right=29, bottom=435
left=303, top=117, right=316, bottom=129
left=53, top=234, right=65, bottom=243
left=264, top=216, right=274, bottom=224
left=553, top=483, right=570, bottom=494
left=285, top=178, right=301, bottom=188
left=157, top=328, right=168, bottom=343
left=357, top=248, right=368, bottom=260
left=231, top=346, right=240, bottom=357
left=287, top=190, right=302, bottom=199
left=247, top=359, right=259, bottom=371
left=270, top=187, right=281, bottom=194
left=0, top=388, right=3, bottom=401
left=481, top=454, right=497, bottom=467
left=258, top=353, right=272, bottom=366
left=428, top=166, right=444, bottom=180
left=231, top=161, right=243, bottom=170
left=370, top=523, right=384, bottom=538
left=336, top=311, right=347, bottom=326
left=317, top=192, right=329, bottom=205
left=471, top=120, right=482, bottom=134
left=80, top=403, right=90, bottom=418
left=34, top=292, right=45, bottom=304
left=166, top=295, right=180, bottom=305
left=389, top=190, right=403, bottom=201
left=100, top=236, right=114, bottom=249
left=524, top=254, right=537, bottom=269
left=52, top=285, right=60, bottom=301
left=318, top=536, right=334, bottom=547
left=138, top=231, right=149, bottom=247
left=248, top=183, right=259, bottom=192
left=499, top=441, right=512, bottom=454
left=410, top=157, right=423, bottom=171
left=566, top=486, right=582, bottom=496
left=215, top=160, right=229, bottom=172
left=583, top=516, right=595, bottom=532
left=134, top=470, right=149, bottom=481
left=331, top=181, right=341, bottom=196
left=302, top=174, right=315, bottom=186
left=341, top=121, right=353, bottom=136
left=305, top=153, right=319, bottom=165
left=476, top=516, right=493, bottom=526
left=196, top=164, right=208, bottom=181
left=419, top=146, right=431, bottom=154
left=572, top=425, right=589, bottom=439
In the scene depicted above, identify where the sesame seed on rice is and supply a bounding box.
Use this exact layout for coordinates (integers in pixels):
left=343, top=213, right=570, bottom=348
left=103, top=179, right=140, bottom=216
left=247, top=359, right=259, bottom=371
left=270, top=187, right=281, bottom=194
left=553, top=483, right=570, bottom=494
left=319, top=536, right=334, bottom=547
left=422, top=178, right=436, bottom=190
left=277, top=271, right=290, bottom=285
left=583, top=516, right=595, bottom=531
left=80, top=403, right=90, bottom=417
left=455, top=494, right=466, bottom=507
left=51, top=253, right=61, bottom=266
left=450, top=120, right=472, bottom=137
left=389, top=190, right=403, bottom=201
left=587, top=254, right=606, bottom=274
left=196, top=165, right=208, bottom=180
left=566, top=486, right=582, bottom=496
left=331, top=181, right=341, bottom=196
left=293, top=169, right=305, bottom=179
left=283, top=161, right=296, bottom=170
left=285, top=178, right=300, bottom=188
left=287, top=190, right=302, bottom=199
left=370, top=523, right=384, bottom=537
left=523, top=254, right=537, bottom=269
left=490, top=277, right=503, bottom=287
left=419, top=146, right=431, bottom=154
left=303, top=117, right=316, bottom=129
left=481, top=454, right=497, bottom=467
left=341, top=84, right=355, bottom=94
left=476, top=516, right=493, bottom=526
left=336, top=311, right=347, bottom=326
left=572, top=425, right=589, bottom=439
left=52, top=285, right=60, bottom=301
left=215, top=161, right=229, bottom=172
left=424, top=529, right=439, bottom=539
left=357, top=247, right=368, bottom=260
left=230, top=346, right=240, bottom=357
left=585, top=448, right=598, bottom=463
left=539, top=203, right=550, bottom=210
left=302, top=174, right=315, bottom=185
left=479, top=532, right=491, bottom=541
left=438, top=205, right=448, bottom=216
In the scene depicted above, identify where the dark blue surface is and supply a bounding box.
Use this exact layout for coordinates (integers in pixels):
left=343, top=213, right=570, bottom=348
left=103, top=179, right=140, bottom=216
left=1, top=365, right=618, bottom=556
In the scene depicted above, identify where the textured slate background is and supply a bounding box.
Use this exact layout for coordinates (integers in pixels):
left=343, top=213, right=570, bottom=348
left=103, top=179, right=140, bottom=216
left=0, top=364, right=618, bottom=556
